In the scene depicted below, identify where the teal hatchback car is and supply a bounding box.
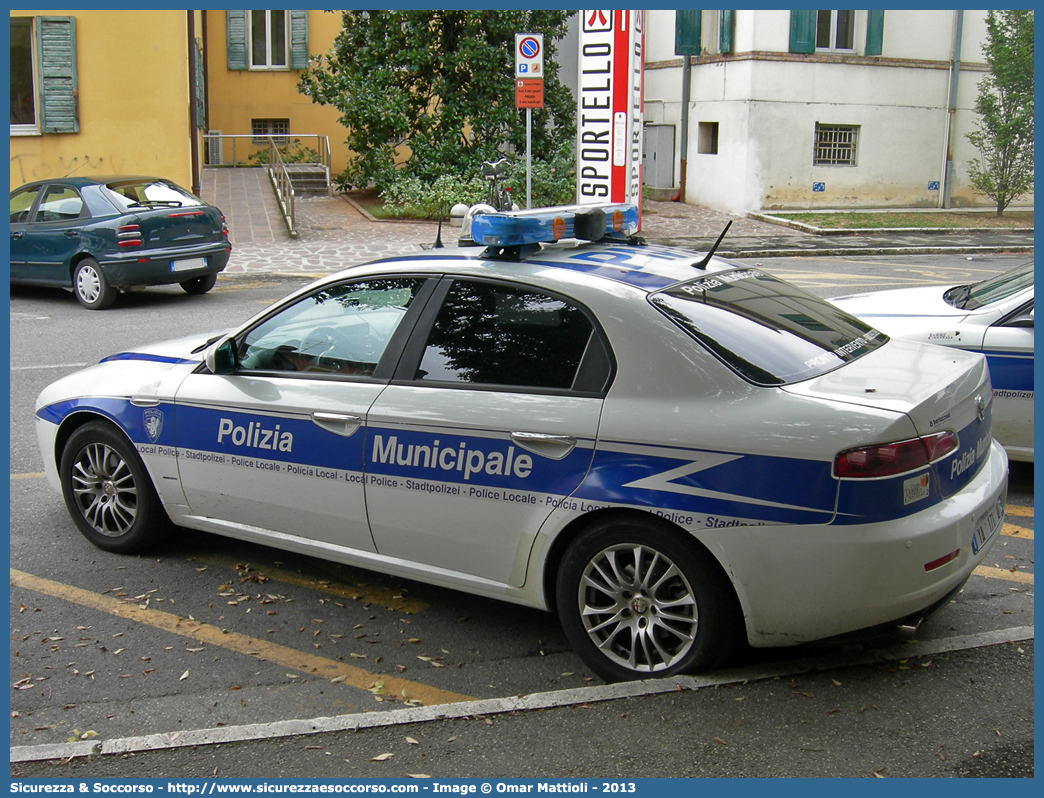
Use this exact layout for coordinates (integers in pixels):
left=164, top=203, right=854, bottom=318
left=10, top=176, right=232, bottom=309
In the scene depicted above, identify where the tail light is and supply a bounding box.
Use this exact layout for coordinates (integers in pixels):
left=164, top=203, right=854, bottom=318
left=833, top=431, right=959, bottom=478
left=117, top=224, right=142, bottom=247
left=221, top=215, right=229, bottom=237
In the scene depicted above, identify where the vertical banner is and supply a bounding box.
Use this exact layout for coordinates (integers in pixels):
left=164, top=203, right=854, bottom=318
left=577, top=10, right=643, bottom=226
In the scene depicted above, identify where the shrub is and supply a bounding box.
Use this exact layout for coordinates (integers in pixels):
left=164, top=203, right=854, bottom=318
left=248, top=139, right=320, bottom=166
left=502, top=143, right=576, bottom=208
left=378, top=173, right=487, bottom=219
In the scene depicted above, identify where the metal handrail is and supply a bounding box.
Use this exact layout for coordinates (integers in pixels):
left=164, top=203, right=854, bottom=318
left=203, top=132, right=330, bottom=173
left=203, top=133, right=334, bottom=239
left=266, top=137, right=297, bottom=238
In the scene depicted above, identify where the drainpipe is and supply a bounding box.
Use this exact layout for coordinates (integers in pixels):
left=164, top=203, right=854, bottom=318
left=201, top=11, right=209, bottom=133
left=941, top=10, right=963, bottom=209
left=674, top=54, right=692, bottom=202
left=187, top=10, right=201, bottom=196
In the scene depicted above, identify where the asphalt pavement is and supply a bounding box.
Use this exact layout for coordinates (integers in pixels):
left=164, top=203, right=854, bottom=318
left=199, top=168, right=1034, bottom=279
left=11, top=638, right=1034, bottom=778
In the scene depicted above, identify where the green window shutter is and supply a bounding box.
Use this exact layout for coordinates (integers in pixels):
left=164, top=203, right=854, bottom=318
left=675, top=10, right=702, bottom=56
left=719, top=10, right=734, bottom=54
left=789, top=10, right=816, bottom=54
left=865, top=10, right=884, bottom=56
left=289, top=10, right=309, bottom=69
left=36, top=16, right=78, bottom=134
left=226, top=10, right=247, bottom=70
left=194, top=39, right=205, bottom=128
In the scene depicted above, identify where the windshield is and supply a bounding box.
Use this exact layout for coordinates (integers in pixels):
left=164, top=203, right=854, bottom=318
left=945, top=260, right=1033, bottom=310
left=102, top=180, right=203, bottom=210
left=650, top=269, right=889, bottom=386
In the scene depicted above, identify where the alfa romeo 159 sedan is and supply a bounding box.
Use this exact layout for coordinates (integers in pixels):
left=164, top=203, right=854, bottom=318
left=832, top=260, right=1033, bottom=463
left=36, top=203, right=1007, bottom=682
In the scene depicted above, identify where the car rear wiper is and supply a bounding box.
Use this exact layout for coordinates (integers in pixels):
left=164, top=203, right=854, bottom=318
left=944, top=284, right=971, bottom=309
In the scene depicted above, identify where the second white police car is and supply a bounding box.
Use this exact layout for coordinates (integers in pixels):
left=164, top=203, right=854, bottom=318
left=36, top=203, right=1007, bottom=682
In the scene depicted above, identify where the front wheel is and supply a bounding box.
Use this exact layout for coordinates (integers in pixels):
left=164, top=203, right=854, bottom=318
left=59, top=421, right=170, bottom=553
left=556, top=517, right=740, bottom=682
left=180, top=272, right=218, bottom=295
left=73, top=258, right=117, bottom=310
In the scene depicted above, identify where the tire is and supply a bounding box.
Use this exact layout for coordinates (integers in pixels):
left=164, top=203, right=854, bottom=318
left=180, top=272, right=218, bottom=295
left=73, top=258, right=117, bottom=310
left=556, top=517, right=740, bottom=682
left=59, top=421, right=170, bottom=553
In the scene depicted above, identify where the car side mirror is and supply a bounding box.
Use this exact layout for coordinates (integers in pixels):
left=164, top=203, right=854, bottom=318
left=205, top=337, right=238, bottom=374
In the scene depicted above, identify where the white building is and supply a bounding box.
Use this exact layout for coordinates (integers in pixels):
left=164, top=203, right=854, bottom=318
left=640, top=9, right=1031, bottom=213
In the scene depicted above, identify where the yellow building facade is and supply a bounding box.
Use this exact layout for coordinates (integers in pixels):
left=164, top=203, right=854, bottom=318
left=10, top=10, right=205, bottom=191
left=10, top=10, right=353, bottom=192
left=203, top=10, right=348, bottom=174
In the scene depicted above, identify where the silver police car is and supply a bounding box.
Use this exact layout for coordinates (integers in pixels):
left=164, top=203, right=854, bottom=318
left=36, top=203, right=1007, bottom=682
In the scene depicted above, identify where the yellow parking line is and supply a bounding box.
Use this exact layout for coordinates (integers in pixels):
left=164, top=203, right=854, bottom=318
left=1005, top=504, right=1033, bottom=518
left=973, top=565, right=1034, bottom=585
left=189, top=552, right=428, bottom=614
left=11, top=472, right=45, bottom=480
left=10, top=568, right=473, bottom=708
left=1001, top=523, right=1034, bottom=540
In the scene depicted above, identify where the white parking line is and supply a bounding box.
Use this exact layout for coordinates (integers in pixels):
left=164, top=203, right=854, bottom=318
left=11, top=625, right=1033, bottom=764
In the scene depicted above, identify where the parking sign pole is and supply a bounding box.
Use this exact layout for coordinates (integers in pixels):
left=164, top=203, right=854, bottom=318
left=526, top=108, right=532, bottom=208
left=515, top=33, right=543, bottom=209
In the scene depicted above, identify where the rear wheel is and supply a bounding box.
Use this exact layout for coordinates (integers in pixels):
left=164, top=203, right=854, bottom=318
left=73, top=258, right=117, bottom=310
left=556, top=517, right=739, bottom=682
left=59, top=421, right=169, bottom=553
left=180, top=272, right=218, bottom=295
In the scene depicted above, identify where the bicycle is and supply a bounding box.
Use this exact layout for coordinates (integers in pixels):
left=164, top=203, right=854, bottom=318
left=481, top=158, right=514, bottom=211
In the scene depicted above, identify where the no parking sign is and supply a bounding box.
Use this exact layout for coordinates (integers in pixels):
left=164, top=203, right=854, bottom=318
left=515, top=33, right=543, bottom=78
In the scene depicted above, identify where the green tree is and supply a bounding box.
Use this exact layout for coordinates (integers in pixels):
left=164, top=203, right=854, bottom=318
left=966, top=10, right=1034, bottom=216
left=299, top=11, right=576, bottom=191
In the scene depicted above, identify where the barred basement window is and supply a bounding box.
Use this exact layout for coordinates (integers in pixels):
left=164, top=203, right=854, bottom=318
left=814, top=124, right=858, bottom=166
left=252, top=118, right=289, bottom=145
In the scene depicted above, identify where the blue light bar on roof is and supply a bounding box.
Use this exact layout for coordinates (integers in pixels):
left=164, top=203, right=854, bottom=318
left=469, top=203, right=639, bottom=247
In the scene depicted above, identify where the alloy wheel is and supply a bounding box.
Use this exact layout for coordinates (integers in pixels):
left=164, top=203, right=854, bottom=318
left=69, top=441, right=139, bottom=537
left=577, top=543, right=699, bottom=673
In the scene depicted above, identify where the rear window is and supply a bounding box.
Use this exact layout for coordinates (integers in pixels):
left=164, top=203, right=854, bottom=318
left=650, top=268, right=888, bottom=386
left=102, top=180, right=203, bottom=210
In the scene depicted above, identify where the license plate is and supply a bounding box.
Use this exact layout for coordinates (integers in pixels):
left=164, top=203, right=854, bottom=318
left=971, top=498, right=1004, bottom=555
left=171, top=257, right=206, bottom=273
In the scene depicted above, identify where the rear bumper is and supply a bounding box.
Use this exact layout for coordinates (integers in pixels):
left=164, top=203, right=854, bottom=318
left=714, top=440, right=1009, bottom=647
left=98, top=244, right=231, bottom=288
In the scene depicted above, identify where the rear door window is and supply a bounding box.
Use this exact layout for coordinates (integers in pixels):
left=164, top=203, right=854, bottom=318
left=33, top=185, right=85, bottom=223
left=650, top=268, right=888, bottom=385
left=414, top=279, right=604, bottom=392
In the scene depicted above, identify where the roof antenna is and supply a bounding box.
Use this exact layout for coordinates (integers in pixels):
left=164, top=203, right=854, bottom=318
left=692, top=220, right=732, bottom=270
left=62, top=159, right=90, bottom=178
left=433, top=203, right=445, bottom=249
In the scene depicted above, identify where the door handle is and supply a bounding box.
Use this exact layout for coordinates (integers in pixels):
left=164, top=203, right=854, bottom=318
left=63, top=230, right=79, bottom=237
left=510, top=431, right=577, bottom=461
left=11, top=232, right=23, bottom=239
left=311, top=411, right=362, bottom=438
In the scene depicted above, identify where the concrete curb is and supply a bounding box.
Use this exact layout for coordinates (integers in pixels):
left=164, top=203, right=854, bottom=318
left=747, top=211, right=1034, bottom=237
left=653, top=243, right=1035, bottom=259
